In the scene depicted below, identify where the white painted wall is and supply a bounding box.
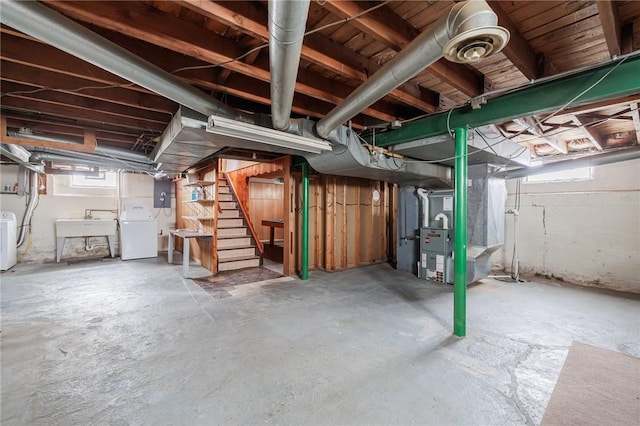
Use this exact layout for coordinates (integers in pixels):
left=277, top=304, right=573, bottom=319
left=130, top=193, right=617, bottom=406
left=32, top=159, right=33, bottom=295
left=498, top=158, right=640, bottom=293
left=0, top=166, right=175, bottom=263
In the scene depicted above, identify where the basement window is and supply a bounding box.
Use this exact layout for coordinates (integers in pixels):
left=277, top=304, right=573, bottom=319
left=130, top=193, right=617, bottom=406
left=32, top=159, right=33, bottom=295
left=71, top=171, right=117, bottom=188
left=526, top=166, right=592, bottom=183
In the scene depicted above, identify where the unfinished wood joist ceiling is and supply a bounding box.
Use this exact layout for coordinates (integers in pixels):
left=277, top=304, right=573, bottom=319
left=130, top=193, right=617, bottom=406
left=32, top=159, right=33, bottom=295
left=1, top=0, right=640, bottom=161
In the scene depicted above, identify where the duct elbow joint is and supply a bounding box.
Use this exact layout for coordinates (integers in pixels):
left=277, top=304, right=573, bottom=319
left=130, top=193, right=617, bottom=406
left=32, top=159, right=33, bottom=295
left=435, top=213, right=449, bottom=229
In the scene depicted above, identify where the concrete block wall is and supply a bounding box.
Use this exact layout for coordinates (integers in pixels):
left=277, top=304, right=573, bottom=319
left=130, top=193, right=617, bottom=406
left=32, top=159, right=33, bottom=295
left=498, top=158, right=640, bottom=293
left=0, top=166, right=175, bottom=263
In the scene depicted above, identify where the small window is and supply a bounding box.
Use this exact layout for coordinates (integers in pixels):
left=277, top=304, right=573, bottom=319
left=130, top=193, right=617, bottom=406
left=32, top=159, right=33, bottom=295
left=71, top=171, right=117, bottom=188
left=526, top=166, right=592, bottom=183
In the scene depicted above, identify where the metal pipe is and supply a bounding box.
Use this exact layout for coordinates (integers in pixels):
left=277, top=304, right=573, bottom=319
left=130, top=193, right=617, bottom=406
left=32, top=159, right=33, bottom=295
left=315, top=0, right=507, bottom=139
left=454, top=127, right=468, bottom=337
left=269, top=0, right=310, bottom=131
left=30, top=152, right=158, bottom=173
left=17, top=171, right=39, bottom=247
left=416, top=188, right=430, bottom=228
left=0, top=0, right=251, bottom=122
left=9, top=131, right=155, bottom=165
left=301, top=162, right=309, bottom=280
left=501, top=147, right=640, bottom=179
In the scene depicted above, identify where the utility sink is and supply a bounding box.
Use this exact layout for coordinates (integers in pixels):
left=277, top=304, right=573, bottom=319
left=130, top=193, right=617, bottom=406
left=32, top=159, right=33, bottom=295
left=55, top=219, right=117, bottom=262
left=55, top=219, right=117, bottom=237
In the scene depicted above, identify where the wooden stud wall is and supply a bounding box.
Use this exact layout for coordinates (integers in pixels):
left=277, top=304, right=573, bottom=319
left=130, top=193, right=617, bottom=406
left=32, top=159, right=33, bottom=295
left=294, top=172, right=392, bottom=273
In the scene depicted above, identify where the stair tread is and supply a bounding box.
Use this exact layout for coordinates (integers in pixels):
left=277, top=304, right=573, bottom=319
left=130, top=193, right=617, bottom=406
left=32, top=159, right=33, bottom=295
left=218, top=224, right=245, bottom=229
left=217, top=244, right=255, bottom=251
left=218, top=254, right=261, bottom=263
left=217, top=235, right=248, bottom=240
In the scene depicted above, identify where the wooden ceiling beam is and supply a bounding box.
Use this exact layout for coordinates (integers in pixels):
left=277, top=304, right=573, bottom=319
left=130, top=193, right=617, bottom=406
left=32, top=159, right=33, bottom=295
left=322, top=0, right=483, bottom=97
left=571, top=115, right=604, bottom=151
left=486, top=1, right=540, bottom=80
left=180, top=0, right=438, bottom=112
left=4, top=118, right=138, bottom=145
left=514, top=117, right=568, bottom=154
left=96, top=26, right=412, bottom=123
left=0, top=60, right=177, bottom=114
left=1, top=116, right=97, bottom=153
left=0, top=30, right=153, bottom=95
left=1, top=111, right=156, bottom=140
left=2, top=98, right=165, bottom=133
left=1, top=81, right=171, bottom=125
left=43, top=1, right=405, bottom=123
left=597, top=0, right=622, bottom=58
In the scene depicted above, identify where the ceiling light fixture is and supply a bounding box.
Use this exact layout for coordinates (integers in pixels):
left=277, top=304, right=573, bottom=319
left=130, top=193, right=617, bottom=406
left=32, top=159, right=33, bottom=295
left=207, top=116, right=331, bottom=154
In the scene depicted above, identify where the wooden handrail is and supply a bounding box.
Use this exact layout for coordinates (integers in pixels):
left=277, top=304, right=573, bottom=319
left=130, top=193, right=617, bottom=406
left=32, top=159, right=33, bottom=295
left=225, top=172, right=264, bottom=254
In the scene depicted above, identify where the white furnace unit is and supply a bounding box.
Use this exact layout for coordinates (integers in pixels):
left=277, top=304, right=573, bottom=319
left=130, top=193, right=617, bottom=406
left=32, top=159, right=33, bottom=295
left=119, top=204, right=157, bottom=260
left=0, top=211, right=17, bottom=271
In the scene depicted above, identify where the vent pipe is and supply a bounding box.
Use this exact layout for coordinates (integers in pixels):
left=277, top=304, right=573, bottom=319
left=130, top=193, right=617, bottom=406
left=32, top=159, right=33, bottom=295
left=29, top=152, right=158, bottom=174
left=0, top=0, right=251, bottom=123
left=269, top=0, right=310, bottom=131
left=17, top=171, right=39, bottom=248
left=314, top=0, right=509, bottom=139
left=500, top=147, right=640, bottom=179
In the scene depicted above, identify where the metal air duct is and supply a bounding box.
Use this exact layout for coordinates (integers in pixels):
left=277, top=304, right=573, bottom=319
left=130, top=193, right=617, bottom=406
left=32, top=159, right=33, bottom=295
left=314, top=0, right=509, bottom=139
left=29, top=152, right=158, bottom=174
left=500, top=147, right=640, bottom=179
left=269, top=0, right=310, bottom=131
left=0, top=0, right=250, bottom=122
left=6, top=131, right=154, bottom=165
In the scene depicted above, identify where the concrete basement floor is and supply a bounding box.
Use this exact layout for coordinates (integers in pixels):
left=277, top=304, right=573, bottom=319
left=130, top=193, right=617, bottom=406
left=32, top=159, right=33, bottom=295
left=1, top=257, right=639, bottom=425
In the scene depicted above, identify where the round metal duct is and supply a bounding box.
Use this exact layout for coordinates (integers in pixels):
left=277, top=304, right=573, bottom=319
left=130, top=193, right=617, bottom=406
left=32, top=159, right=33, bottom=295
left=443, top=26, right=509, bottom=63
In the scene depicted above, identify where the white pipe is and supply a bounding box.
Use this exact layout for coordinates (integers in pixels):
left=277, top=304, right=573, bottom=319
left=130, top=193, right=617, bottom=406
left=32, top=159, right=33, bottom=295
left=435, top=213, right=449, bottom=229
left=507, top=209, right=519, bottom=280
left=17, top=171, right=40, bottom=247
left=416, top=188, right=430, bottom=228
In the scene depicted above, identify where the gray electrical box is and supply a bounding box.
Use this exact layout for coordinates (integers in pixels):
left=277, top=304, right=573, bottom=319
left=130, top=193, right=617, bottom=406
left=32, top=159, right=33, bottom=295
left=419, top=227, right=453, bottom=283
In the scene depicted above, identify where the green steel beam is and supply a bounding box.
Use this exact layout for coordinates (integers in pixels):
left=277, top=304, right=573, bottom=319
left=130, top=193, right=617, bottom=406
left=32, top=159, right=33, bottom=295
left=453, top=127, right=467, bottom=337
left=301, top=162, right=309, bottom=280
left=372, top=56, right=640, bottom=147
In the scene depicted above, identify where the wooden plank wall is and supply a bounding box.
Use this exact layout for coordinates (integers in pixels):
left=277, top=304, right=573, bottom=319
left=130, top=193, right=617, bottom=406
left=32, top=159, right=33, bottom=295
left=293, top=171, right=394, bottom=273
left=249, top=182, right=284, bottom=241
left=226, top=158, right=286, bottom=209
left=174, top=162, right=216, bottom=272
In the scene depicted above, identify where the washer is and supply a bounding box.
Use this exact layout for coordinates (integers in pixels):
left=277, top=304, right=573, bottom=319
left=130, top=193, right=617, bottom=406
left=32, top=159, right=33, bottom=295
left=0, top=211, right=17, bottom=271
left=119, top=204, right=157, bottom=260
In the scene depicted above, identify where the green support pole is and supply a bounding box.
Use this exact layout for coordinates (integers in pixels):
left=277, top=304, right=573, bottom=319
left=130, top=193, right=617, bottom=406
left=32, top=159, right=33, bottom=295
left=301, top=163, right=309, bottom=280
left=454, top=127, right=467, bottom=337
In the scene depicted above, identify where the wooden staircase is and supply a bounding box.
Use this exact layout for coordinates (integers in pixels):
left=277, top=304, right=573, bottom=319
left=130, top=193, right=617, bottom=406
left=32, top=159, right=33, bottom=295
left=216, top=175, right=262, bottom=271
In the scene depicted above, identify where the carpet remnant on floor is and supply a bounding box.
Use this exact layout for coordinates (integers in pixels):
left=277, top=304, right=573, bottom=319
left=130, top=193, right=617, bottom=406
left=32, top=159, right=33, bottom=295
left=541, top=341, right=640, bottom=426
left=193, top=267, right=283, bottom=298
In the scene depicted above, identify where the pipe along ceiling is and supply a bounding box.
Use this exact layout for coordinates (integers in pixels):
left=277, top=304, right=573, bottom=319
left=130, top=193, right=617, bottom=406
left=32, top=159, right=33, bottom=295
left=0, top=0, right=548, bottom=183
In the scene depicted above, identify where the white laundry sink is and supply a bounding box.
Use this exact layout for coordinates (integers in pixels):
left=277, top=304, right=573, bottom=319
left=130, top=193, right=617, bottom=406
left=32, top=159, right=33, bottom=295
left=55, top=219, right=117, bottom=238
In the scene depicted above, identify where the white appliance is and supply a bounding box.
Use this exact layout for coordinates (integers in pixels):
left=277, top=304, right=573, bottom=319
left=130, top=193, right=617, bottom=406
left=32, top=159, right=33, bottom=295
left=0, top=211, right=17, bottom=271
left=119, top=203, right=157, bottom=260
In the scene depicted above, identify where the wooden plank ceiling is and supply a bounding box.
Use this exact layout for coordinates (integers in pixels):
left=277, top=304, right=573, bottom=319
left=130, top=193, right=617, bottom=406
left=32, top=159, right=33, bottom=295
left=1, top=0, right=640, bottom=162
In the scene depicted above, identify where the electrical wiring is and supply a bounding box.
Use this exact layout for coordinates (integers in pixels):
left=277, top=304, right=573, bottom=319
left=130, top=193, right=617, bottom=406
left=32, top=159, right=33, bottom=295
left=486, top=56, right=629, bottom=144
left=389, top=56, right=629, bottom=166
left=2, top=2, right=392, bottom=97
left=172, top=1, right=390, bottom=74
left=0, top=82, right=136, bottom=98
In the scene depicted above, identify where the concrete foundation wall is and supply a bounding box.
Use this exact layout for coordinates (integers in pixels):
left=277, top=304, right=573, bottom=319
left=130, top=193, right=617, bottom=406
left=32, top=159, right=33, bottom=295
left=498, top=158, right=640, bottom=293
left=0, top=166, right=175, bottom=263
